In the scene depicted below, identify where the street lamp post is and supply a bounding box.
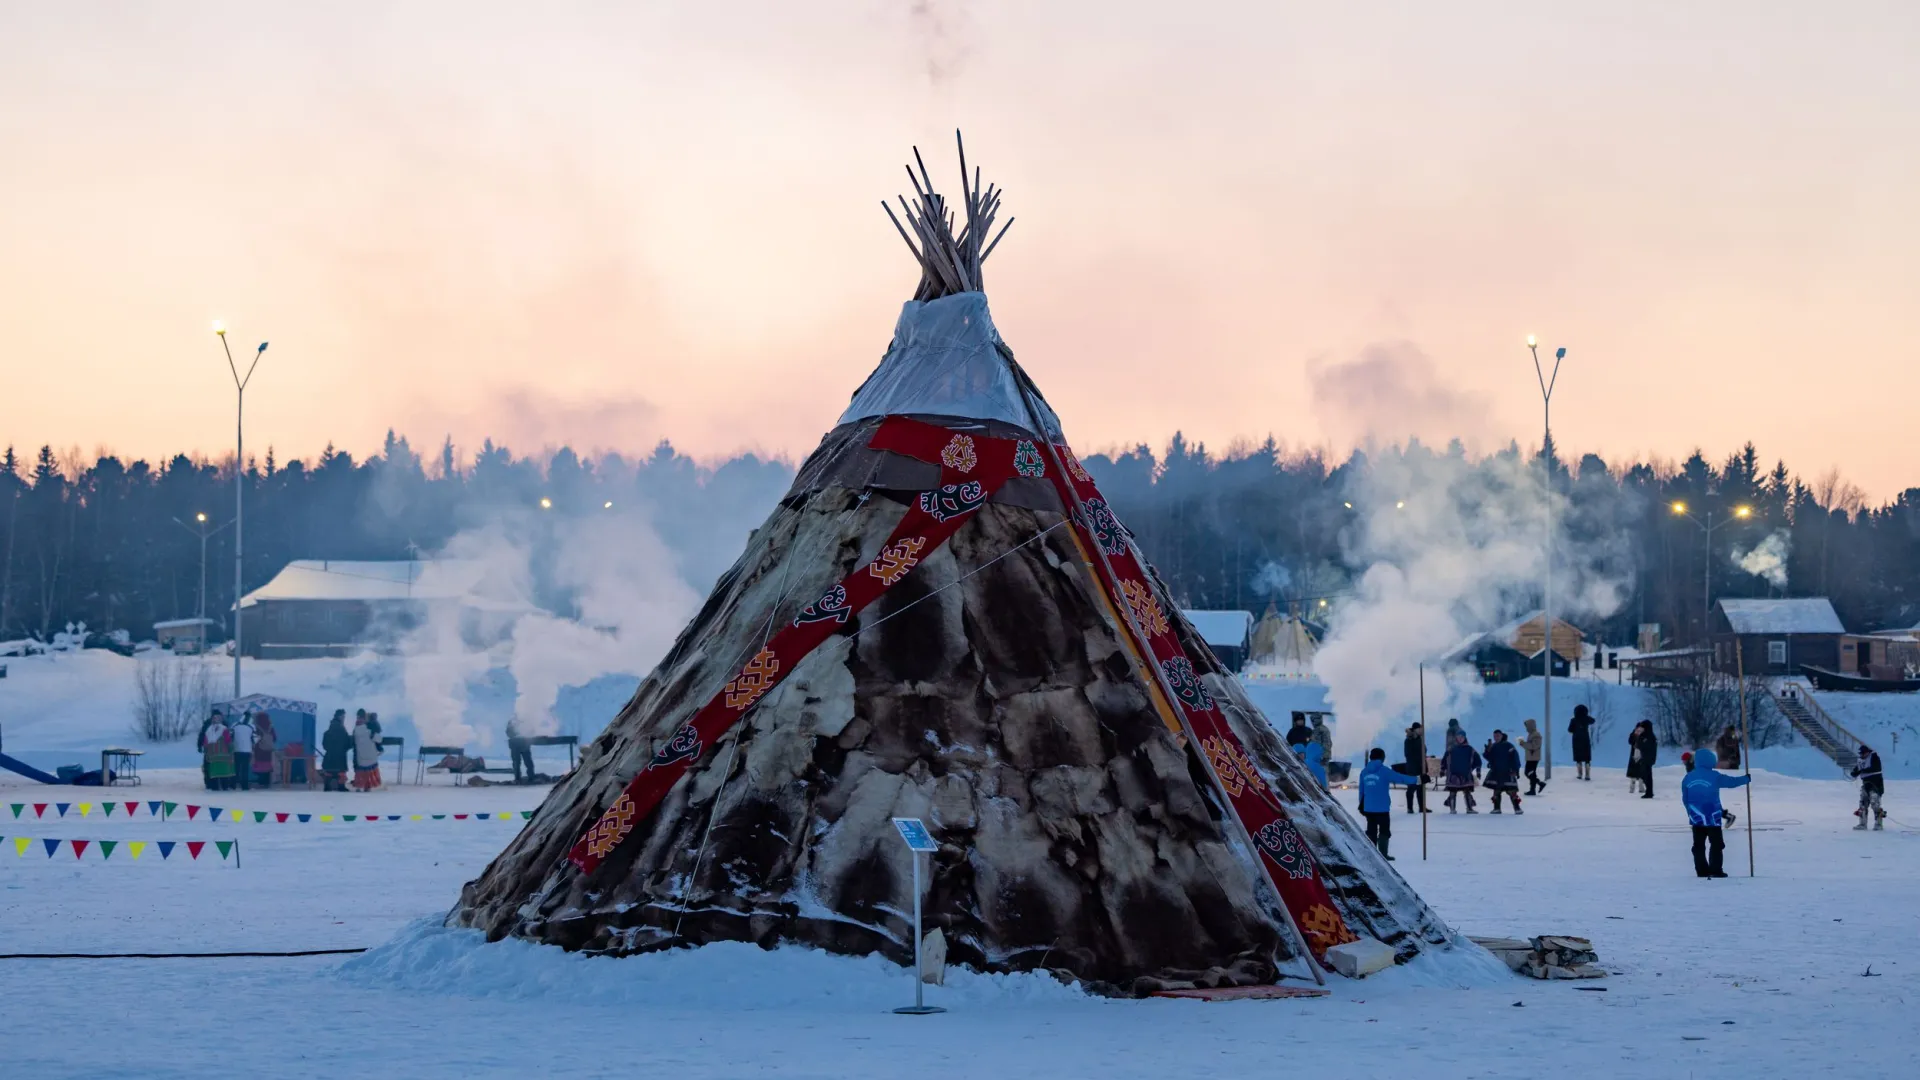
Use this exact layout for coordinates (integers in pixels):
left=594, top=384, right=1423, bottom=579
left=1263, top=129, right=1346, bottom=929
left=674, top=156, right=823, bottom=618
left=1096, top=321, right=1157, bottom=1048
left=1527, top=335, right=1565, bottom=781
left=213, top=321, right=268, bottom=698
left=172, top=512, right=233, bottom=626
left=1670, top=501, right=1752, bottom=647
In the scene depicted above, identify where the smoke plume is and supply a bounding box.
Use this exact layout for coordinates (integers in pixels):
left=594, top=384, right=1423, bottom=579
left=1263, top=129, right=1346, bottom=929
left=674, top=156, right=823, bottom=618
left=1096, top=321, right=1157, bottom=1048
left=1733, top=530, right=1791, bottom=590
left=1311, top=446, right=1633, bottom=755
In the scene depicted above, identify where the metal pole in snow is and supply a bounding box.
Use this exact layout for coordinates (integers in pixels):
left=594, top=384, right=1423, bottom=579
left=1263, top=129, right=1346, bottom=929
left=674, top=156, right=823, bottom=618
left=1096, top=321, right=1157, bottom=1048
left=912, top=853, right=923, bottom=1010
left=1419, top=663, right=1428, bottom=861
left=1738, top=647, right=1754, bottom=876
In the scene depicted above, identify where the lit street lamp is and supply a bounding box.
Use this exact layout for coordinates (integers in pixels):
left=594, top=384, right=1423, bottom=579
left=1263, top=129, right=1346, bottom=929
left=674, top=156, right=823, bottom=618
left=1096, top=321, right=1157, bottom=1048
left=214, top=320, right=269, bottom=698
left=1670, top=501, right=1753, bottom=649
left=172, top=512, right=234, bottom=627
left=1528, top=334, right=1566, bottom=781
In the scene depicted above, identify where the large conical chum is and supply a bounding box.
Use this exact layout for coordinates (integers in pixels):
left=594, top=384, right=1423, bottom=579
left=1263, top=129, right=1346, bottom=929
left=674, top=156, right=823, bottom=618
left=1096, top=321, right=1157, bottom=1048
left=451, top=135, right=1455, bottom=995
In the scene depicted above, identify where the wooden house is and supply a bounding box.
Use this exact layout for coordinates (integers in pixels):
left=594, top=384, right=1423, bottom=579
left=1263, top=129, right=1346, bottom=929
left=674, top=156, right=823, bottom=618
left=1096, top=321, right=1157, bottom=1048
left=1711, top=597, right=1843, bottom=676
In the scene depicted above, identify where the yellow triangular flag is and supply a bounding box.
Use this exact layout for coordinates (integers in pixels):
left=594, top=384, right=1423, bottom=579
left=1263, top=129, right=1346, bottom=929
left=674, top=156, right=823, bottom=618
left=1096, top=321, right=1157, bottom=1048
left=411, top=814, right=423, bottom=820
left=78, top=803, right=93, bottom=817
left=13, top=837, right=28, bottom=856
left=320, top=815, right=333, bottom=822
left=128, top=841, right=147, bottom=860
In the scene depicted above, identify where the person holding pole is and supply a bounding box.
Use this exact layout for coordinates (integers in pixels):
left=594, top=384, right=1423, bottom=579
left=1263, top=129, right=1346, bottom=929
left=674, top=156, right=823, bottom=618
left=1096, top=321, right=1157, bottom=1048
left=1681, top=748, right=1749, bottom=877
left=1358, top=748, right=1421, bottom=861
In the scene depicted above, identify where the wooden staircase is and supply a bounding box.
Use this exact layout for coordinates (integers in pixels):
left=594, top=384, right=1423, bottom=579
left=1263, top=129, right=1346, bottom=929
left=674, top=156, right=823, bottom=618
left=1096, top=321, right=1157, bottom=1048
left=1772, top=683, right=1860, bottom=772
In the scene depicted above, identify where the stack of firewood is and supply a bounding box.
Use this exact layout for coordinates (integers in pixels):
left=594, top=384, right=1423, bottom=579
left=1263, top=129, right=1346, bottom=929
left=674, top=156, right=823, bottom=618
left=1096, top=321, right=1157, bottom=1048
left=1470, top=935, right=1606, bottom=979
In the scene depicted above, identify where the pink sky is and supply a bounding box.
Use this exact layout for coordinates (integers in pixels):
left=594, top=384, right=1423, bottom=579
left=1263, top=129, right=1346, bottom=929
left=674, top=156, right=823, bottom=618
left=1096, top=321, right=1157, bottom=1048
left=2, top=3, right=1915, bottom=496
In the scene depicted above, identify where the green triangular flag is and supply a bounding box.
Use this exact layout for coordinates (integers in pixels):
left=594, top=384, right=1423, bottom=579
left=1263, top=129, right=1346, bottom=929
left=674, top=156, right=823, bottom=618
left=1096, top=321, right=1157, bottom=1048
left=8, top=804, right=21, bottom=818
left=103, top=802, right=116, bottom=817
left=254, top=811, right=268, bottom=823
left=343, top=814, right=357, bottom=822
left=99, top=840, right=118, bottom=859
left=521, top=811, right=533, bottom=819
left=163, top=802, right=179, bottom=817
left=215, top=840, right=234, bottom=860
left=432, top=814, right=445, bottom=820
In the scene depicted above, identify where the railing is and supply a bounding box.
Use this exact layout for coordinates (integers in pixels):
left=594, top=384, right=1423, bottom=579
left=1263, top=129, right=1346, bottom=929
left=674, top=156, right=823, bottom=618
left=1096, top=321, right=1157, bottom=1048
left=1775, top=681, right=1865, bottom=767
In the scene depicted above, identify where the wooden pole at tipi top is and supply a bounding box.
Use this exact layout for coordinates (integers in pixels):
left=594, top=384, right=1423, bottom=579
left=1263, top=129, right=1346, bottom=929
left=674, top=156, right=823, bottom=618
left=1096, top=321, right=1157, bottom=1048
left=1737, top=645, right=1755, bottom=876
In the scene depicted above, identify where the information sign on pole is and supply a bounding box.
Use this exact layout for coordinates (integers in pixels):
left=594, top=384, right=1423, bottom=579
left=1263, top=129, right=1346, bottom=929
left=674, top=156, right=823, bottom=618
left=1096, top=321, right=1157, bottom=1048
left=889, top=817, right=945, bottom=1015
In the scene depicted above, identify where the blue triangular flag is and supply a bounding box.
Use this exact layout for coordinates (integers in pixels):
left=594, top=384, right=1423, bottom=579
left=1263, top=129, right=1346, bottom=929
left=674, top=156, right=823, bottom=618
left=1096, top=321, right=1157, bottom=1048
left=477, top=813, right=491, bottom=820
left=55, top=803, right=71, bottom=817
left=208, top=807, right=223, bottom=820
left=43, top=838, right=61, bottom=857
left=297, top=813, right=311, bottom=823
left=387, top=815, right=400, bottom=821
left=147, top=800, right=163, bottom=817
left=156, top=840, right=177, bottom=860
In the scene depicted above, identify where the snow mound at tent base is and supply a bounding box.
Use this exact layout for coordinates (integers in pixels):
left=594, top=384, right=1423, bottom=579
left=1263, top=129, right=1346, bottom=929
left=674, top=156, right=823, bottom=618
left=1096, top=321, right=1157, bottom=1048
left=1346, top=936, right=1517, bottom=989
left=340, top=917, right=1093, bottom=1010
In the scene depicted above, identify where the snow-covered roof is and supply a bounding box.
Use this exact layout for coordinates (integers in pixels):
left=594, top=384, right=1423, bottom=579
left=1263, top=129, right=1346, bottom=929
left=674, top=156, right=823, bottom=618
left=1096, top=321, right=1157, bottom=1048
left=1717, top=597, right=1845, bottom=635
left=214, top=693, right=317, bottom=715
left=238, top=560, right=494, bottom=609
left=153, top=617, right=216, bottom=631
left=1181, top=609, right=1253, bottom=648
left=838, top=292, right=1063, bottom=438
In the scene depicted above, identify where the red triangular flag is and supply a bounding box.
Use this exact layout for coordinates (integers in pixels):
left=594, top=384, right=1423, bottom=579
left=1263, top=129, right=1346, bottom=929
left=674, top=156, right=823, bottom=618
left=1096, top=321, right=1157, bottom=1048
left=125, top=802, right=139, bottom=816
left=33, top=803, right=48, bottom=818
left=186, top=841, right=206, bottom=860
left=454, top=814, right=468, bottom=820
left=72, top=840, right=91, bottom=859
left=187, top=805, right=202, bottom=820
left=276, top=813, right=288, bottom=823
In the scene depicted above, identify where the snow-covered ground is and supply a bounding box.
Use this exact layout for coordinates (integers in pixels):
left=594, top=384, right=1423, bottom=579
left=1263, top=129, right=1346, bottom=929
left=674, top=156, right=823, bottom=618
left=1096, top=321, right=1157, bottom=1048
left=5, top=653, right=1918, bottom=1078
left=3, top=759, right=1914, bottom=1079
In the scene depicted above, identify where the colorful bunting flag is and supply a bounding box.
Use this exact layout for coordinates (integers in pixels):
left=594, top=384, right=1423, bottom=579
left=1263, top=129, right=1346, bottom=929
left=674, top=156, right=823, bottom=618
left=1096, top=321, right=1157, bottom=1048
left=56, top=803, right=71, bottom=817
left=42, top=839, right=60, bottom=857
left=157, top=841, right=176, bottom=860
left=101, top=802, right=114, bottom=817
left=99, top=840, right=118, bottom=859
left=71, top=840, right=90, bottom=858
left=148, top=801, right=164, bottom=817
left=9, top=803, right=23, bottom=818
left=34, top=803, right=48, bottom=818
left=185, top=841, right=205, bottom=860
left=14, top=837, right=29, bottom=856
left=128, top=841, right=146, bottom=860
left=254, top=811, right=268, bottom=823
left=78, top=803, right=93, bottom=818
left=215, top=841, right=234, bottom=860
left=187, top=805, right=202, bottom=820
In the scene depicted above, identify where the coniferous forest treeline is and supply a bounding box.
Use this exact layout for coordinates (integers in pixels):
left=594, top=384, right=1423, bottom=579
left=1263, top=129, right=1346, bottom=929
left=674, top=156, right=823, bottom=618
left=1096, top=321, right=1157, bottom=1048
left=1, top=431, right=1916, bottom=646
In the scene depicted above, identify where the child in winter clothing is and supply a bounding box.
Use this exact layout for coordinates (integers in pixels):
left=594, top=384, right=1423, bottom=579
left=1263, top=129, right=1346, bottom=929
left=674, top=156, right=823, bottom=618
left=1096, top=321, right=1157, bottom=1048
left=1852, top=743, right=1886, bottom=830
left=351, top=713, right=383, bottom=791
left=1357, top=748, right=1421, bottom=860
left=1443, top=733, right=1481, bottom=813
left=1681, top=748, right=1750, bottom=877
left=1520, top=719, right=1545, bottom=796
left=1483, top=731, right=1524, bottom=814
left=1628, top=721, right=1658, bottom=798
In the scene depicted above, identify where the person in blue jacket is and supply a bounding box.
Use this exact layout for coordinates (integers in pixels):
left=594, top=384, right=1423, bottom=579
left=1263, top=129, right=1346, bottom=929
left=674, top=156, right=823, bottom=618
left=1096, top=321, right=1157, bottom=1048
left=1357, top=748, right=1421, bottom=860
left=1300, top=741, right=1329, bottom=791
left=1681, top=748, right=1751, bottom=878
left=1482, top=731, right=1524, bottom=815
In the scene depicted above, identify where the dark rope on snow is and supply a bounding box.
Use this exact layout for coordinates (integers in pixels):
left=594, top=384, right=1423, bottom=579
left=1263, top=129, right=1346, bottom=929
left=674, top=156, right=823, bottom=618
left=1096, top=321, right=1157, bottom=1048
left=0, top=947, right=368, bottom=960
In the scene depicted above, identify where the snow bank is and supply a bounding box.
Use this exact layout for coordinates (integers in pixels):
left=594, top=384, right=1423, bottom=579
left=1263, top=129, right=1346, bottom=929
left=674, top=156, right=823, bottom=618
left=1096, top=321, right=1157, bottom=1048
left=340, top=917, right=1091, bottom=1010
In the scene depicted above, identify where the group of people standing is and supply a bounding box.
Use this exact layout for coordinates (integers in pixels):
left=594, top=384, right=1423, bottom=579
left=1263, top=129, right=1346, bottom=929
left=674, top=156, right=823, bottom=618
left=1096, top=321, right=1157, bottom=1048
left=1390, top=718, right=1546, bottom=816
left=196, top=709, right=277, bottom=791
left=320, top=709, right=386, bottom=793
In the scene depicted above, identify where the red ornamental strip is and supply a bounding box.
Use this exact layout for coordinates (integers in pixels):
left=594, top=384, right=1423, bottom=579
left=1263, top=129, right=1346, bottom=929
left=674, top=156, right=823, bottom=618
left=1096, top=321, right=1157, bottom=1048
left=568, top=419, right=1041, bottom=874
left=1045, top=442, right=1360, bottom=960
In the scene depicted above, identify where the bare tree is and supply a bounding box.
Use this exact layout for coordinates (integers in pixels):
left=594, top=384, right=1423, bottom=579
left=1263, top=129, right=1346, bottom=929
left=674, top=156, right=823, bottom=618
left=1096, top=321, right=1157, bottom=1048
left=132, top=654, right=217, bottom=742
left=1650, top=670, right=1785, bottom=750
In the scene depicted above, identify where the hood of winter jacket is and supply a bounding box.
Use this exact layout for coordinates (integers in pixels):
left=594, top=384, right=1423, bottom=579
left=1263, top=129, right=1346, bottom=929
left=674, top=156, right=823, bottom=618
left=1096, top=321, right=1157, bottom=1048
left=1694, top=748, right=1718, bottom=771
left=1524, top=719, right=1538, bottom=732
left=1302, top=743, right=1324, bottom=765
